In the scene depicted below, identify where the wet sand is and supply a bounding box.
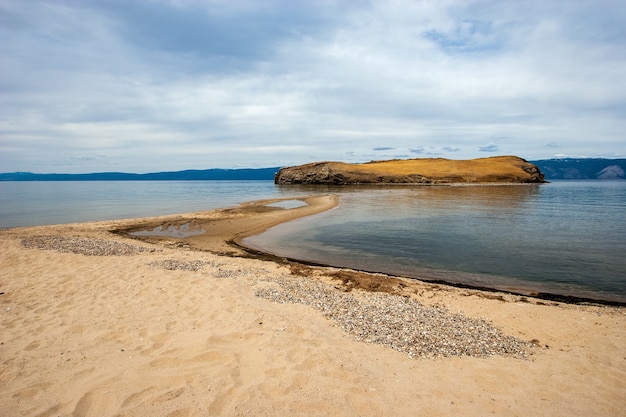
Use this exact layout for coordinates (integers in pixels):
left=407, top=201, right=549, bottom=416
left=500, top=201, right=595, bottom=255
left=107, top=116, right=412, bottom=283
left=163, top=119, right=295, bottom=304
left=1, top=195, right=625, bottom=416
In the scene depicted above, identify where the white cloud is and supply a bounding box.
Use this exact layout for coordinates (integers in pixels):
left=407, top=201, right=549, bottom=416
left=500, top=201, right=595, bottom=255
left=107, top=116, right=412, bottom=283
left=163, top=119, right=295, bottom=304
left=0, top=0, right=624, bottom=173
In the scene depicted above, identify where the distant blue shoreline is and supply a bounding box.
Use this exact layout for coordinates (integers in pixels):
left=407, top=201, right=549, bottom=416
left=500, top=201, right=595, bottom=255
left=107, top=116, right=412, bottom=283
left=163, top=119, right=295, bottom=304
left=1, top=158, right=624, bottom=181
left=0, top=167, right=280, bottom=181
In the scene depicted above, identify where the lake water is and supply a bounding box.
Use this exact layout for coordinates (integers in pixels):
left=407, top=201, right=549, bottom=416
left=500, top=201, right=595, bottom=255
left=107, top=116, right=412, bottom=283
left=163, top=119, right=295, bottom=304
left=244, top=181, right=626, bottom=304
left=0, top=181, right=311, bottom=228
left=1, top=180, right=624, bottom=303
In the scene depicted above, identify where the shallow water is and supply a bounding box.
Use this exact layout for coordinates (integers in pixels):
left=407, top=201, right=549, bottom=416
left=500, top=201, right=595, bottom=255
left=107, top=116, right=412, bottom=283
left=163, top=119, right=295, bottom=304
left=0, top=181, right=320, bottom=228
left=244, top=181, right=626, bottom=303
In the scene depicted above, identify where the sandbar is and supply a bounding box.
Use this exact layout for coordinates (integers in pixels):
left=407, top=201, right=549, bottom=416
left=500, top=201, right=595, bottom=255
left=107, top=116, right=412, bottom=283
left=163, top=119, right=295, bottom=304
left=1, top=195, right=624, bottom=417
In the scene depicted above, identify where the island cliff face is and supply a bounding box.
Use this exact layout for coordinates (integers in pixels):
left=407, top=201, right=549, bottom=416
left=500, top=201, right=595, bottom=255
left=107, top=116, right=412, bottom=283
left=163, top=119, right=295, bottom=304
left=275, top=156, right=545, bottom=185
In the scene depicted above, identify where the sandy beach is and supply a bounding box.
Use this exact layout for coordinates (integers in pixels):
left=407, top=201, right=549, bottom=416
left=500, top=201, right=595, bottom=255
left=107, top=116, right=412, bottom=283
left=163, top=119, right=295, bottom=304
left=1, top=195, right=625, bottom=417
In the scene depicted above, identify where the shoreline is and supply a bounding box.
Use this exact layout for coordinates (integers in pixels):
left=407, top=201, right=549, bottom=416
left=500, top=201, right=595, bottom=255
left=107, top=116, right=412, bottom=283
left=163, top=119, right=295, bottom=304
left=2, top=192, right=624, bottom=305
left=191, top=195, right=623, bottom=306
left=113, top=194, right=339, bottom=256
left=232, top=237, right=626, bottom=307
left=1, top=197, right=625, bottom=416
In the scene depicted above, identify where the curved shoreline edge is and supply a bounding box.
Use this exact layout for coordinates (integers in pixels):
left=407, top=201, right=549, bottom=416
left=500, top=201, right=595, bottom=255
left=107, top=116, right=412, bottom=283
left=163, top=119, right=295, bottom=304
left=112, top=194, right=623, bottom=307
left=231, top=240, right=626, bottom=307
left=232, top=194, right=340, bottom=246
left=232, top=241, right=626, bottom=307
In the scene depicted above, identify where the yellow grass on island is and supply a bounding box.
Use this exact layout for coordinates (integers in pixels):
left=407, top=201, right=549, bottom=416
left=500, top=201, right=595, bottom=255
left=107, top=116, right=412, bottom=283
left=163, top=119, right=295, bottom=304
left=275, top=155, right=546, bottom=184
left=1, top=195, right=625, bottom=417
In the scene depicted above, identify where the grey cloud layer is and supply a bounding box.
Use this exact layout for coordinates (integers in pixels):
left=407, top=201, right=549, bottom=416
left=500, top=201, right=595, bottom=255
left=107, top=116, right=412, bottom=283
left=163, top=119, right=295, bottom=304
left=1, top=0, right=624, bottom=173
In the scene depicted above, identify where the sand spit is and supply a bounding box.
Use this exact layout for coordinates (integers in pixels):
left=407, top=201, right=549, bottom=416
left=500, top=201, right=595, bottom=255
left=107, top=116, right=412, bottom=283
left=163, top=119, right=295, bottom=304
left=1, top=196, right=625, bottom=417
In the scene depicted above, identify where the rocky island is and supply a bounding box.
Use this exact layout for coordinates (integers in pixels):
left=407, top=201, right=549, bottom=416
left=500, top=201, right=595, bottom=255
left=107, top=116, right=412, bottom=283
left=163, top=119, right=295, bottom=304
left=275, top=155, right=545, bottom=185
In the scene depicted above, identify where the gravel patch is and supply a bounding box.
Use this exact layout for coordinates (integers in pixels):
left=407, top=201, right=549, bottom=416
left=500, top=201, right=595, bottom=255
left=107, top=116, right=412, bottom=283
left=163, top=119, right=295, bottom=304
left=21, top=235, right=154, bottom=256
left=147, top=259, right=273, bottom=280
left=148, top=259, right=216, bottom=272
left=256, top=275, right=534, bottom=359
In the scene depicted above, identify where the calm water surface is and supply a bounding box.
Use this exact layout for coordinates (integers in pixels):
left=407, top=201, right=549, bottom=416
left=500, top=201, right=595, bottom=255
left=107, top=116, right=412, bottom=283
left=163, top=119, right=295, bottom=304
left=0, top=181, right=314, bottom=228
left=245, top=181, right=626, bottom=303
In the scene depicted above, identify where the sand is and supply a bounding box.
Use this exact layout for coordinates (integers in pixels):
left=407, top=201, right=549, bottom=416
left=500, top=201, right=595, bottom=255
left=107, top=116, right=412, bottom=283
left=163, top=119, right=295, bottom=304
left=1, top=195, right=625, bottom=417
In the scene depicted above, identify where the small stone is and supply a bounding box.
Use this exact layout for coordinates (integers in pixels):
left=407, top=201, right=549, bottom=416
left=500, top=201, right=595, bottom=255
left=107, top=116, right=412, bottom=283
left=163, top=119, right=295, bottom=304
left=254, top=274, right=534, bottom=360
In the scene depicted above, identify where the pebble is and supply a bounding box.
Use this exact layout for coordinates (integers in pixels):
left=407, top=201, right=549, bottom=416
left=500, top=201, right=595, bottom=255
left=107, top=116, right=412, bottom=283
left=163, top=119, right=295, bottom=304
left=255, top=275, right=534, bottom=359
left=148, top=259, right=215, bottom=272
left=21, top=235, right=153, bottom=256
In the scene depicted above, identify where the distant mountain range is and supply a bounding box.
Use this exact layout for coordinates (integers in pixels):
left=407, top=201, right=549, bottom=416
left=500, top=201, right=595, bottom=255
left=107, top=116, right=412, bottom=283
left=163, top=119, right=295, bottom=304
left=530, top=158, right=625, bottom=180
left=0, top=168, right=280, bottom=181
left=0, top=158, right=624, bottom=181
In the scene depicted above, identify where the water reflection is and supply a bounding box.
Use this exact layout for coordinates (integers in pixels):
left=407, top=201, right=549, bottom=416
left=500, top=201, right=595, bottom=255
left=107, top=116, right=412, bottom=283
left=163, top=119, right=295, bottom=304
left=245, top=183, right=626, bottom=303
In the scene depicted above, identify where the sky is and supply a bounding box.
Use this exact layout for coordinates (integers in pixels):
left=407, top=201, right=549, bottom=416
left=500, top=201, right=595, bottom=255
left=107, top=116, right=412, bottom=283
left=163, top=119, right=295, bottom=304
left=1, top=0, right=625, bottom=174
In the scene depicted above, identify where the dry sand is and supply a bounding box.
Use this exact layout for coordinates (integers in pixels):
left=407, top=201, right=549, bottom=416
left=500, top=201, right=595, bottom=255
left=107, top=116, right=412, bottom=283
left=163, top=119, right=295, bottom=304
left=1, top=195, right=625, bottom=417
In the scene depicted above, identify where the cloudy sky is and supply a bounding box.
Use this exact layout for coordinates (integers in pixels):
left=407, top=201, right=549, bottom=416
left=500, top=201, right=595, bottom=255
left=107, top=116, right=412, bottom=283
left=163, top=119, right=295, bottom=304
left=1, top=0, right=624, bottom=173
